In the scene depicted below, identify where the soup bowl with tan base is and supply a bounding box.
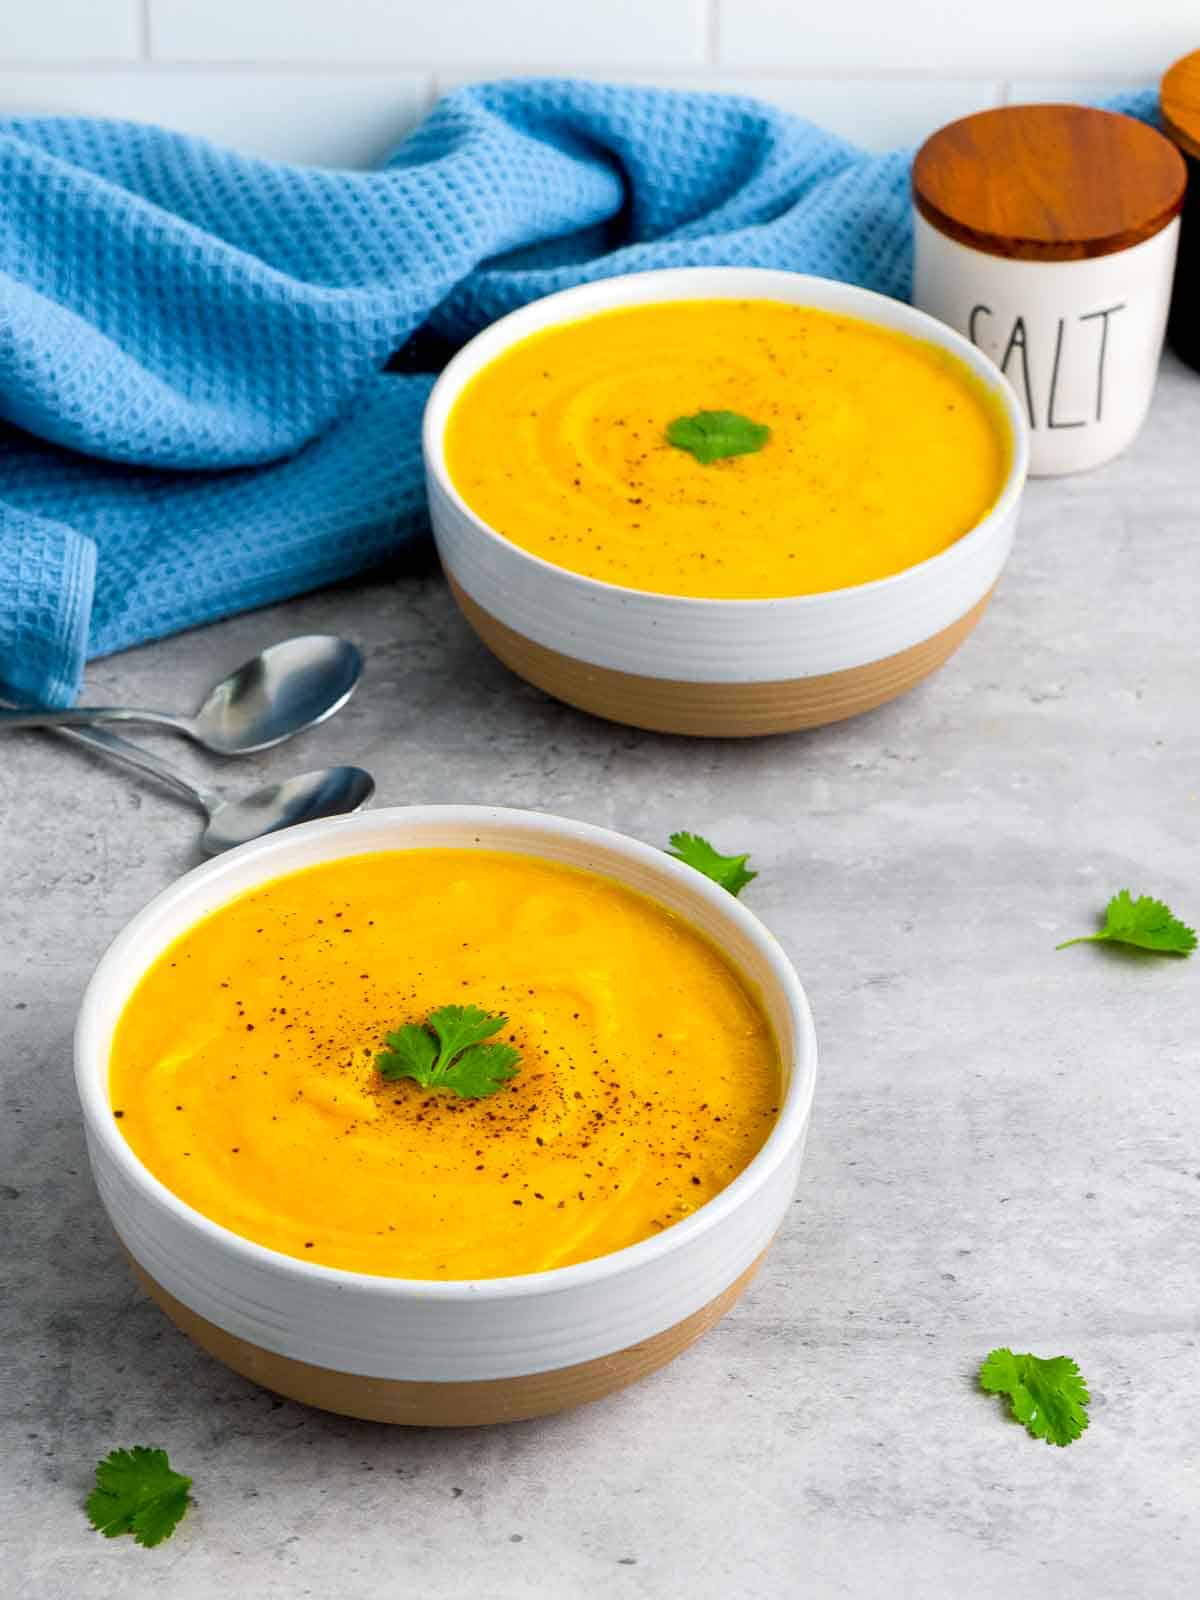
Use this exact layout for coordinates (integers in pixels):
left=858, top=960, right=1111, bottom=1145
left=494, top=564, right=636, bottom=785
left=423, top=266, right=1029, bottom=737
left=75, top=805, right=817, bottom=1427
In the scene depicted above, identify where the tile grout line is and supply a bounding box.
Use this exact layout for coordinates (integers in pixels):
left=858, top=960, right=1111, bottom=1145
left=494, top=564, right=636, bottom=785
left=139, top=0, right=152, bottom=61
left=707, top=0, right=720, bottom=67
left=0, top=59, right=1066, bottom=83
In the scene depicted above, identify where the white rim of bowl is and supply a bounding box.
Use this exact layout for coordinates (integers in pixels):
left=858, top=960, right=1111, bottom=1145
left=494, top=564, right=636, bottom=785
left=76, top=805, right=818, bottom=1305
left=422, top=265, right=1030, bottom=610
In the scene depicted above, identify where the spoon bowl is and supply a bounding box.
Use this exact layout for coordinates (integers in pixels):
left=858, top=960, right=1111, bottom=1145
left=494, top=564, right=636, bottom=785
left=0, top=635, right=364, bottom=755
left=202, top=767, right=377, bottom=853
left=58, top=725, right=375, bottom=853
left=193, top=636, right=364, bottom=755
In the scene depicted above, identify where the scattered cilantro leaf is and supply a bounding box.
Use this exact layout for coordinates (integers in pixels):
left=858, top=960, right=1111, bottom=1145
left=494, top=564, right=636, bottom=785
left=665, top=409, right=770, bottom=465
left=979, top=1348, right=1091, bottom=1447
left=86, top=1447, right=192, bottom=1548
left=667, top=831, right=757, bottom=897
left=377, top=1004, right=521, bottom=1100
left=1056, top=890, right=1195, bottom=956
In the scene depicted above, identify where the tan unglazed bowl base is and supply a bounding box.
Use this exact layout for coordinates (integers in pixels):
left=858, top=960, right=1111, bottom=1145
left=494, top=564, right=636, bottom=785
left=449, top=579, right=995, bottom=737
left=128, top=1252, right=766, bottom=1426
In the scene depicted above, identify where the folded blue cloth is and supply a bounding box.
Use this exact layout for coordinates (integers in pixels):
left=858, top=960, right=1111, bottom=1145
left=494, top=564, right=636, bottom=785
left=0, top=80, right=1157, bottom=705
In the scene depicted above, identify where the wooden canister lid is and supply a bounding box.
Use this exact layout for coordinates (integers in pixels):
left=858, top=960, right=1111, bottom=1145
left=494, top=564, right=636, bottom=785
left=913, top=104, right=1187, bottom=261
left=1162, top=50, right=1200, bottom=161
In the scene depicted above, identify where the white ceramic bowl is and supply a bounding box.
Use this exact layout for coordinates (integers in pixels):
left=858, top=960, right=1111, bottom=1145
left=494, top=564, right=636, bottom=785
left=75, top=806, right=817, bottom=1426
left=423, top=266, right=1029, bottom=737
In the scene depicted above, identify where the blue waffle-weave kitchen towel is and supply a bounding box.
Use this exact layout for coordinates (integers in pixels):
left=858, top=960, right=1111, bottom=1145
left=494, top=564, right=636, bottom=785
left=0, top=80, right=1157, bottom=706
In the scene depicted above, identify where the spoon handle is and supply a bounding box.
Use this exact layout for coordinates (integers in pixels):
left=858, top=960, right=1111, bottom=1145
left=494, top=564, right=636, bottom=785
left=0, top=705, right=186, bottom=734
left=54, top=726, right=214, bottom=814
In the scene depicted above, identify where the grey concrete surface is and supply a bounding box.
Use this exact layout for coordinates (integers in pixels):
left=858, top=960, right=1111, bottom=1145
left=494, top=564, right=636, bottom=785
left=3, top=358, right=1199, bottom=1600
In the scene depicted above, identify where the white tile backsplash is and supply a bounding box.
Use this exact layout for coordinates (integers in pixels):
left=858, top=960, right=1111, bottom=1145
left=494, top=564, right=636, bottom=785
left=720, top=1, right=1191, bottom=78
left=0, top=0, right=141, bottom=62
left=0, top=68, right=1000, bottom=167
left=710, top=78, right=1002, bottom=150
left=0, top=0, right=1183, bottom=164
left=0, top=71, right=431, bottom=165
left=149, top=0, right=709, bottom=67
left=1004, top=78, right=1150, bottom=107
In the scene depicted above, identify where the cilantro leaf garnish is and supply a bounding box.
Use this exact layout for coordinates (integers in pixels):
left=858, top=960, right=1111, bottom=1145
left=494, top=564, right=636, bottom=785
left=665, top=409, right=770, bottom=465
left=377, top=1005, right=521, bottom=1100
left=979, top=1348, right=1091, bottom=1447
left=1056, top=890, right=1196, bottom=956
left=379, top=1023, right=438, bottom=1080
left=667, top=831, right=757, bottom=897
left=86, top=1447, right=192, bottom=1548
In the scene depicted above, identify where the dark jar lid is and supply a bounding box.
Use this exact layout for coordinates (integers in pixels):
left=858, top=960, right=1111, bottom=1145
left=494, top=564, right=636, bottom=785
left=913, top=104, right=1187, bottom=262
left=1162, top=50, right=1200, bottom=162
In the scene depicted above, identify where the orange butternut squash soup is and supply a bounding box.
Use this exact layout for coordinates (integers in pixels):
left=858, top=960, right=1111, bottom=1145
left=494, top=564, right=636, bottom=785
left=444, top=298, right=1009, bottom=599
left=108, top=850, right=781, bottom=1279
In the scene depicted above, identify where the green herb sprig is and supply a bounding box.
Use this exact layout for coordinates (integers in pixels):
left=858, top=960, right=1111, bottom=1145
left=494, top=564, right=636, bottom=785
left=667, top=831, right=757, bottom=897
left=665, top=410, right=770, bottom=465
left=1056, top=890, right=1195, bottom=956
left=377, top=1005, right=521, bottom=1100
left=86, top=1447, right=192, bottom=1548
left=979, top=1349, right=1091, bottom=1447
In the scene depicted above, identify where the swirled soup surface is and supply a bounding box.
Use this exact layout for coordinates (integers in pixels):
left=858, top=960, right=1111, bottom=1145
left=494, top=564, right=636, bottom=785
left=445, top=299, right=1009, bottom=598
left=108, top=850, right=780, bottom=1279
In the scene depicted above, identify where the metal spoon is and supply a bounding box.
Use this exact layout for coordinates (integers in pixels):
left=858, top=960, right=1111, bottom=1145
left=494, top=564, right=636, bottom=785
left=0, top=635, right=363, bottom=755
left=63, top=726, right=375, bottom=854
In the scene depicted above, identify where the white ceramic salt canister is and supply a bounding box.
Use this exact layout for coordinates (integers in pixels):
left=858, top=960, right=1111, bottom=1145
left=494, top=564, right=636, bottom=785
left=912, top=105, right=1187, bottom=476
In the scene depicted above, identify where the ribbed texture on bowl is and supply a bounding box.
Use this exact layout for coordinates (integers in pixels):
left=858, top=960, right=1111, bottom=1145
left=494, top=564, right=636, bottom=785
left=430, top=474, right=1016, bottom=685
left=450, top=578, right=995, bottom=736
left=76, top=808, right=816, bottom=1394
left=91, top=1131, right=802, bottom=1381
left=127, top=1252, right=769, bottom=1426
